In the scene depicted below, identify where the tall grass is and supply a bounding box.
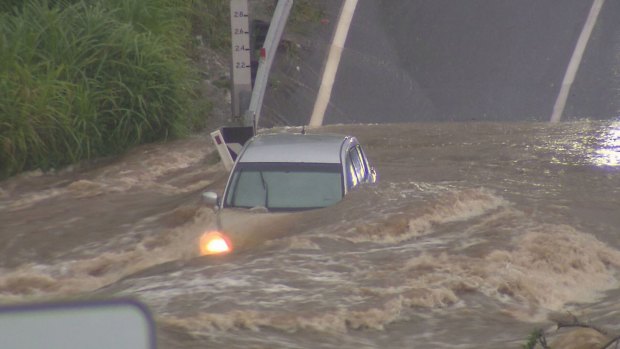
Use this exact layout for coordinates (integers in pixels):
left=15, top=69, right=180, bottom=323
left=190, top=0, right=230, bottom=51
left=0, top=0, right=202, bottom=178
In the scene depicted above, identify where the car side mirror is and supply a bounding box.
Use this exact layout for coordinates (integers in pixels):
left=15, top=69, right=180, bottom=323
left=202, top=191, right=220, bottom=208
left=0, top=298, right=156, bottom=349
left=369, top=167, right=378, bottom=183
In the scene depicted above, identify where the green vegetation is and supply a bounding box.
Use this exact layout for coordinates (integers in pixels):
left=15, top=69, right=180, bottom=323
left=0, top=0, right=230, bottom=179
left=522, top=328, right=548, bottom=349
left=190, top=0, right=230, bottom=51
left=262, top=0, right=325, bottom=35
left=289, top=0, right=325, bottom=29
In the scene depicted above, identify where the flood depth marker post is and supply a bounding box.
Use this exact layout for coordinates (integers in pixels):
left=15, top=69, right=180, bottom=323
left=230, top=0, right=252, bottom=119
left=213, top=0, right=292, bottom=169
left=211, top=0, right=253, bottom=171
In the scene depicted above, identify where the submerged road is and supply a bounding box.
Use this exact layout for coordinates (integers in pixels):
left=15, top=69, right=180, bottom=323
left=264, top=0, right=620, bottom=125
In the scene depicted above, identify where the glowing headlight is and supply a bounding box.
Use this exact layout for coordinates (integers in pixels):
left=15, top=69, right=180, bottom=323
left=199, top=231, right=232, bottom=256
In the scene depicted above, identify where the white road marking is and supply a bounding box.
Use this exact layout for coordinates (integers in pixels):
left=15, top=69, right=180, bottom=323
left=309, top=0, right=358, bottom=127
left=551, top=0, right=606, bottom=123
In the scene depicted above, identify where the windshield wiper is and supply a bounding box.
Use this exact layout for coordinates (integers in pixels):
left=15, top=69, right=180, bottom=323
left=259, top=171, right=269, bottom=208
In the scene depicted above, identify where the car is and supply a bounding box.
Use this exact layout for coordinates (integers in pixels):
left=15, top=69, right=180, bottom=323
left=199, top=132, right=377, bottom=255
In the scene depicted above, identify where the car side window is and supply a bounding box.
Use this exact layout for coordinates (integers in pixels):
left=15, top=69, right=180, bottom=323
left=354, top=145, right=369, bottom=181
left=345, top=152, right=357, bottom=189
left=348, top=147, right=364, bottom=184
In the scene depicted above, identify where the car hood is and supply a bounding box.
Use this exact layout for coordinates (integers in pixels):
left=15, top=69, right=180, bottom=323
left=210, top=208, right=317, bottom=253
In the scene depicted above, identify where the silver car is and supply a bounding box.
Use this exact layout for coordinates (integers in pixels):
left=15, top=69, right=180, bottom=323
left=200, top=132, right=377, bottom=255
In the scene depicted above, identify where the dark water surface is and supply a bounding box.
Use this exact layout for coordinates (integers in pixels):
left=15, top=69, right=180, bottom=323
left=1, top=121, right=619, bottom=348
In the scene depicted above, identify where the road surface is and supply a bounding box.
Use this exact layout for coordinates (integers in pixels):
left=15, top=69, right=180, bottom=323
left=263, top=0, right=620, bottom=125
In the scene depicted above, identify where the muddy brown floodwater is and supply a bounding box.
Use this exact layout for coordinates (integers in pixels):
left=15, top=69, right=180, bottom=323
left=1, top=121, right=619, bottom=348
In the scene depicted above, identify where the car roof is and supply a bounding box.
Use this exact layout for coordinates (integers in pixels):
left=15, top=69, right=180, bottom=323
left=238, top=133, right=350, bottom=164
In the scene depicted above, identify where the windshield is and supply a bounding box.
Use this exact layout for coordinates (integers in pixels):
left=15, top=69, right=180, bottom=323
left=224, top=162, right=343, bottom=211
